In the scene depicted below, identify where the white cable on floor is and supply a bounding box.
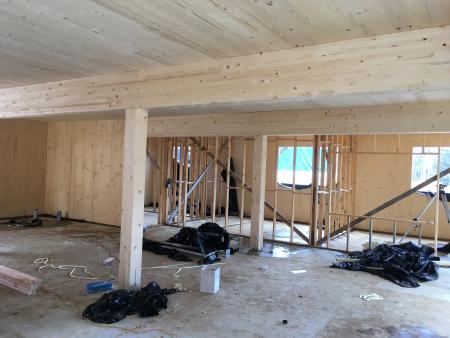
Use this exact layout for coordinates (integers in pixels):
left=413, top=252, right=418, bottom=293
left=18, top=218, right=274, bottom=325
left=33, top=257, right=97, bottom=280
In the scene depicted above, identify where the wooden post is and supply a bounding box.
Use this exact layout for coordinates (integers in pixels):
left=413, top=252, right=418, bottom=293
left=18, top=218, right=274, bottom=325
left=212, top=136, right=219, bottom=222
left=290, top=138, right=297, bottom=243
left=273, top=137, right=279, bottom=240
left=118, top=108, right=148, bottom=289
left=225, top=137, right=231, bottom=228
left=434, top=141, right=441, bottom=253
left=326, top=135, right=334, bottom=248
left=182, top=138, right=189, bottom=226
left=171, top=138, right=178, bottom=215
left=240, top=140, right=247, bottom=234
left=310, top=135, right=320, bottom=246
left=177, top=140, right=184, bottom=226
left=318, top=137, right=326, bottom=241
left=250, top=135, right=268, bottom=250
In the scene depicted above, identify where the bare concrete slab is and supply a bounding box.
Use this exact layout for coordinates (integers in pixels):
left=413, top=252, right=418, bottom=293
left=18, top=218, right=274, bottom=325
left=0, top=221, right=449, bottom=338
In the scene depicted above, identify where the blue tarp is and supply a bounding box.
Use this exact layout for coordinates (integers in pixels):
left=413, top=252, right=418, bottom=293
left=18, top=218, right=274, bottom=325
left=278, top=146, right=313, bottom=171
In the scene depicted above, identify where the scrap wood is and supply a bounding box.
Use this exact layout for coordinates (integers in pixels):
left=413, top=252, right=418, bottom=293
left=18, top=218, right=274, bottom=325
left=0, top=265, right=41, bottom=295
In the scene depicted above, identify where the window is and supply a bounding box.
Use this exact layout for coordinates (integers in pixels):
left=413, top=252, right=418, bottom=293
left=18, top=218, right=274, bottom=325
left=174, top=145, right=191, bottom=166
left=277, top=146, right=314, bottom=187
left=411, top=147, right=450, bottom=192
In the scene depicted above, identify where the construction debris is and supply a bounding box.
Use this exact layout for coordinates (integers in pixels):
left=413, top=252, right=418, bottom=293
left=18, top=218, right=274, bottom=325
left=86, top=280, right=113, bottom=294
left=82, top=281, right=177, bottom=324
left=168, top=222, right=230, bottom=254
left=143, top=222, right=236, bottom=264
left=360, top=293, right=383, bottom=301
left=0, top=265, right=41, bottom=295
left=5, top=218, right=42, bottom=228
left=437, top=242, right=450, bottom=253
left=332, top=242, right=439, bottom=288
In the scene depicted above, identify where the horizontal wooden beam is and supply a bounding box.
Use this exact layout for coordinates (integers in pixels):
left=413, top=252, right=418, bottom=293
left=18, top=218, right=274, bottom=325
left=1, top=26, right=449, bottom=118
left=147, top=101, right=450, bottom=136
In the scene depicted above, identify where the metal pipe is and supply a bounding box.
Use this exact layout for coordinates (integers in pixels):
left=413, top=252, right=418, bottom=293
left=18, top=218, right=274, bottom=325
left=368, top=218, right=373, bottom=250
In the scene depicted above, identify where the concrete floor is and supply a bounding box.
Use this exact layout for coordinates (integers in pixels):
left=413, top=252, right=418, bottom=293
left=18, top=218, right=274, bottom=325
left=1, top=219, right=449, bottom=338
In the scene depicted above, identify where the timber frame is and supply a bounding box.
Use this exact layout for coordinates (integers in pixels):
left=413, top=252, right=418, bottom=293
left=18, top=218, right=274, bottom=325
left=1, top=22, right=449, bottom=288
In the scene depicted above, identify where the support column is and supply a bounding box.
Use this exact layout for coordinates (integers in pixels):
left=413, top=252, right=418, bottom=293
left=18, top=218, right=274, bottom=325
left=309, top=135, right=320, bottom=246
left=250, top=135, right=268, bottom=250
left=119, top=108, right=148, bottom=289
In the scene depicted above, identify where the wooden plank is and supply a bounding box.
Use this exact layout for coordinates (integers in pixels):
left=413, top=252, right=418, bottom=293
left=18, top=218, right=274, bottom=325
left=0, top=265, right=41, bottom=295
left=2, top=26, right=450, bottom=118
left=118, top=108, right=147, bottom=289
left=250, top=135, right=268, bottom=250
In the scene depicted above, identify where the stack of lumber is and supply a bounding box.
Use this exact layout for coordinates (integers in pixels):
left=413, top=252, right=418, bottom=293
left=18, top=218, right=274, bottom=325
left=0, top=265, right=41, bottom=295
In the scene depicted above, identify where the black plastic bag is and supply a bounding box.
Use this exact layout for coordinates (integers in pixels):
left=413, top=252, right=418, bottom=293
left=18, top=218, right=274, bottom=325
left=168, top=222, right=230, bottom=254
left=332, top=242, right=438, bottom=288
left=82, top=281, right=176, bottom=324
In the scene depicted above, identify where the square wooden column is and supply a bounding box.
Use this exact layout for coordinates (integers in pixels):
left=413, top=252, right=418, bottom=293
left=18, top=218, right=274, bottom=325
left=118, top=108, right=148, bottom=289
left=250, top=135, right=267, bottom=250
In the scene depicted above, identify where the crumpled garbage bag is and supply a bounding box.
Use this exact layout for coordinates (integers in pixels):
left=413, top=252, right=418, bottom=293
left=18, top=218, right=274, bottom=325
left=82, top=281, right=177, bottom=324
left=168, top=222, right=230, bottom=254
left=332, top=242, right=438, bottom=288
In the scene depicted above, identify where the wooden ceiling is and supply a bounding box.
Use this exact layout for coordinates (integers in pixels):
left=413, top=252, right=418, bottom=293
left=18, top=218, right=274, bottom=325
left=1, top=0, right=449, bottom=89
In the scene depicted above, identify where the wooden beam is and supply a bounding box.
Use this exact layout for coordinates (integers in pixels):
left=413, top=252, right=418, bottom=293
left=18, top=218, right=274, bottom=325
left=0, top=265, right=41, bottom=295
left=1, top=26, right=449, bottom=118
left=250, top=135, right=268, bottom=250
left=118, top=108, right=148, bottom=289
left=148, top=101, right=450, bottom=137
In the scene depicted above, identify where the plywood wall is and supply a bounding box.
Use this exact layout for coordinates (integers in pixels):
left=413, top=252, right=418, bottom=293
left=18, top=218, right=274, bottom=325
left=353, top=134, right=450, bottom=240
left=0, top=120, right=47, bottom=218
left=45, top=120, right=125, bottom=225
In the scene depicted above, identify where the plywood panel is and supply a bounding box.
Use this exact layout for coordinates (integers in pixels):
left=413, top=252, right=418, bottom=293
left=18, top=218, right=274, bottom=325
left=353, top=134, right=450, bottom=240
left=0, top=120, right=47, bottom=217
left=92, top=120, right=124, bottom=225
left=45, top=119, right=125, bottom=225
left=69, top=122, right=95, bottom=221
left=45, top=122, right=71, bottom=215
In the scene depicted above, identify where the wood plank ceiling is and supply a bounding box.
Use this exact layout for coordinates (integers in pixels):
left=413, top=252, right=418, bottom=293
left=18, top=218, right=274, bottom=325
left=1, top=0, right=449, bottom=89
